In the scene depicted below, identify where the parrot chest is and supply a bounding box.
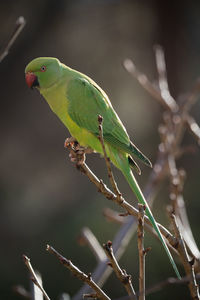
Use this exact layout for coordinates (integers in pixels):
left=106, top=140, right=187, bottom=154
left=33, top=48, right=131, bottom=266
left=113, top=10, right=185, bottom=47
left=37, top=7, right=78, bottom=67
left=41, top=83, right=100, bottom=151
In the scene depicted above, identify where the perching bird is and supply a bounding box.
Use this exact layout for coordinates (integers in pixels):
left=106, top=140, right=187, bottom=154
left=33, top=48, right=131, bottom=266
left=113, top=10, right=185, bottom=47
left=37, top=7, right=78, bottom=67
left=25, top=57, right=180, bottom=278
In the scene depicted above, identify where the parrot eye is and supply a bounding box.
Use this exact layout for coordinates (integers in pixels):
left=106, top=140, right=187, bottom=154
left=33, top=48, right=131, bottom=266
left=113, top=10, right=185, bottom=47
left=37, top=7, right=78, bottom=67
left=40, top=65, right=47, bottom=72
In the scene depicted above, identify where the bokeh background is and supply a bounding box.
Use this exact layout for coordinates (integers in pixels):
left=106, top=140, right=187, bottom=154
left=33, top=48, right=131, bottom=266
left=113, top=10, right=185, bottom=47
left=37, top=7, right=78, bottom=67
left=1, top=0, right=200, bottom=299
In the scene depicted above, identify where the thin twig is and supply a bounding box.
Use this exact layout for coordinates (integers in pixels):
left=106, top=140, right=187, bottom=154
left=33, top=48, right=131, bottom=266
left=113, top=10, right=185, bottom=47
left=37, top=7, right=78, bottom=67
left=23, top=255, right=50, bottom=300
left=186, top=115, right=200, bottom=145
left=103, top=241, right=136, bottom=300
left=46, top=245, right=111, bottom=300
left=0, top=16, right=26, bottom=63
left=98, top=115, right=122, bottom=198
left=154, top=45, right=178, bottom=112
left=79, top=227, right=107, bottom=262
left=168, top=153, right=200, bottom=263
left=170, top=214, right=200, bottom=299
left=137, top=204, right=146, bottom=300
left=30, top=271, right=44, bottom=300
left=123, top=58, right=173, bottom=111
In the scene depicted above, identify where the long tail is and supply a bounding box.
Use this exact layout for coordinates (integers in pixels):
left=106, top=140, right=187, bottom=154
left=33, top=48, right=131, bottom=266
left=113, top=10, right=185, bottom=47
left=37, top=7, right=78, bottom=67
left=120, top=161, right=181, bottom=279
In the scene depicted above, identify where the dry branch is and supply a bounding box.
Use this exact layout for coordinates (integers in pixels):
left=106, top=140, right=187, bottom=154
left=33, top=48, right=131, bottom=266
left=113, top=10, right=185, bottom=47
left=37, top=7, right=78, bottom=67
left=46, top=245, right=111, bottom=300
left=23, top=255, right=50, bottom=300
left=98, top=114, right=122, bottom=197
left=103, top=241, right=136, bottom=299
left=170, top=214, right=200, bottom=299
left=0, top=16, right=26, bottom=63
left=137, top=204, right=146, bottom=300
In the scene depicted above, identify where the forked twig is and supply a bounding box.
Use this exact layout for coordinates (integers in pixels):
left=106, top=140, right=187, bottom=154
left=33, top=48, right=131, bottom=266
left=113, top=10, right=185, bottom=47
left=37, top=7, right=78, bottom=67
left=46, top=245, right=111, bottom=300
left=103, top=241, right=136, bottom=299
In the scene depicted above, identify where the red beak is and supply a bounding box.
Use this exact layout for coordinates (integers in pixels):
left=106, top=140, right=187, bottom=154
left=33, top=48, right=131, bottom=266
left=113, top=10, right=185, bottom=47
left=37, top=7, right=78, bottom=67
left=25, top=72, right=39, bottom=88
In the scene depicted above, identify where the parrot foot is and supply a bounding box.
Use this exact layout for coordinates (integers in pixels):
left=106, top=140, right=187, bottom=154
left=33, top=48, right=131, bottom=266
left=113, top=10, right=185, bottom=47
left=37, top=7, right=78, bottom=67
left=64, top=137, right=76, bottom=148
left=64, top=137, right=93, bottom=166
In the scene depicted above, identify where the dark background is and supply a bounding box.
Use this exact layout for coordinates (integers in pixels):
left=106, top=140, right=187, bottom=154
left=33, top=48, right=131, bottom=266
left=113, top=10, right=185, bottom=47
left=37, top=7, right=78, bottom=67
left=1, top=0, right=200, bottom=299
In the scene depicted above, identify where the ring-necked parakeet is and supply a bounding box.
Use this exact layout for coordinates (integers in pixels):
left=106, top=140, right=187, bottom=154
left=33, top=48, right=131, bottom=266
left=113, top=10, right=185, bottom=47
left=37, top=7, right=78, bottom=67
left=25, top=57, right=180, bottom=278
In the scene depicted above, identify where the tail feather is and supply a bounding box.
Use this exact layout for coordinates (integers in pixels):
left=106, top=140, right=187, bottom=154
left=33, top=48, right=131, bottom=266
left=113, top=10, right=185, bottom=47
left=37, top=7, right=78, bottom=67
left=120, top=161, right=181, bottom=279
left=128, top=155, right=141, bottom=175
left=130, top=142, right=152, bottom=168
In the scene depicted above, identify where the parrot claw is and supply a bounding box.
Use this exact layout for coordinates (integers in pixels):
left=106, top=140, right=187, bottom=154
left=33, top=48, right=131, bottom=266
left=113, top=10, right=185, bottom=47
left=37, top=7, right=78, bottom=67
left=64, top=137, right=76, bottom=148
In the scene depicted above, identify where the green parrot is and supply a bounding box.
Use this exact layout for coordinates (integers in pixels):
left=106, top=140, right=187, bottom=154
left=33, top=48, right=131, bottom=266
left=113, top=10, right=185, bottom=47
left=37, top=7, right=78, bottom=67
left=25, top=57, right=180, bottom=278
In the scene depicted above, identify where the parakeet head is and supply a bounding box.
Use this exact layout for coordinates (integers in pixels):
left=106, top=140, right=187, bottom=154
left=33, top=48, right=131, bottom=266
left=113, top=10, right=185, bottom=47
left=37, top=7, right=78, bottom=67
left=25, top=57, right=62, bottom=89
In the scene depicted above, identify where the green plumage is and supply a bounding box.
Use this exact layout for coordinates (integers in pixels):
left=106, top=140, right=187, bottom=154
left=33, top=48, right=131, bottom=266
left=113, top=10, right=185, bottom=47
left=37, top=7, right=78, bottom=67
left=25, top=57, right=181, bottom=278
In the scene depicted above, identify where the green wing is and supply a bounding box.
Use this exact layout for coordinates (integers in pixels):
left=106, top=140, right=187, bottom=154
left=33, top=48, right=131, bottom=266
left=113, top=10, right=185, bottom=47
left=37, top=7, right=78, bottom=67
left=67, top=77, right=151, bottom=168
left=67, top=77, right=130, bottom=146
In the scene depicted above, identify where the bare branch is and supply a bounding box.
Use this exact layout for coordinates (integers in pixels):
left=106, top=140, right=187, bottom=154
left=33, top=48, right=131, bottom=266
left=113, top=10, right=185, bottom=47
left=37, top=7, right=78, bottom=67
left=123, top=58, right=173, bottom=111
left=30, top=271, right=44, bottom=300
left=186, top=115, right=200, bottom=145
left=0, top=16, right=26, bottom=63
left=98, top=115, right=122, bottom=198
left=170, top=214, right=200, bottom=299
left=103, top=241, right=136, bottom=299
left=23, top=255, right=50, bottom=300
left=181, top=78, right=200, bottom=112
left=46, top=245, right=111, bottom=300
left=168, top=154, right=200, bottom=263
left=137, top=204, right=146, bottom=300
left=154, top=45, right=178, bottom=112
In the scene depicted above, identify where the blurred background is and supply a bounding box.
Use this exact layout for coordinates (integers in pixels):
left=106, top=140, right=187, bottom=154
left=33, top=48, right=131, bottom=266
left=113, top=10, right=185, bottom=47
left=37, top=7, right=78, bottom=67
left=1, top=0, right=200, bottom=299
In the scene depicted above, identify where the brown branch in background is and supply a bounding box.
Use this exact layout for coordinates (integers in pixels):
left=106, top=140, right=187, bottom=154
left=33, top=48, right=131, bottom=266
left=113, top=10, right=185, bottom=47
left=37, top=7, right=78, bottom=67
left=103, top=207, right=125, bottom=224
left=22, top=255, right=50, bottom=300
left=154, top=45, right=178, bottom=112
left=46, top=245, right=111, bottom=300
left=181, top=78, right=200, bottom=112
left=123, top=58, right=174, bottom=112
left=0, top=16, right=26, bottom=63
left=137, top=204, right=147, bottom=300
left=13, top=285, right=31, bottom=299
left=168, top=153, right=200, bottom=265
left=170, top=214, right=200, bottom=300
left=186, top=115, right=200, bottom=145
left=79, top=227, right=107, bottom=262
left=103, top=241, right=136, bottom=300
